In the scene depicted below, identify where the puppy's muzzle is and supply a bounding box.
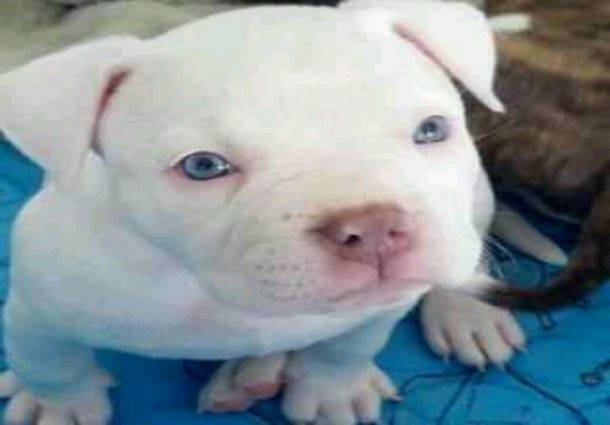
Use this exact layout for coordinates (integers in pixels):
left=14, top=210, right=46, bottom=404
left=311, top=204, right=411, bottom=273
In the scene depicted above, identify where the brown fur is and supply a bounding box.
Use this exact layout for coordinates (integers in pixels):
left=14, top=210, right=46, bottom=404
left=468, top=0, right=610, bottom=309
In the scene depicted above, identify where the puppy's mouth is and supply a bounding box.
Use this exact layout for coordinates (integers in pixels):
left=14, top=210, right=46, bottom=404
left=294, top=270, right=433, bottom=312
left=314, top=242, right=437, bottom=299
left=239, top=243, right=440, bottom=313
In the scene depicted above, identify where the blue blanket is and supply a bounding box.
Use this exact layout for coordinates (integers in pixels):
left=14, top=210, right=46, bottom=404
left=1, top=138, right=608, bottom=425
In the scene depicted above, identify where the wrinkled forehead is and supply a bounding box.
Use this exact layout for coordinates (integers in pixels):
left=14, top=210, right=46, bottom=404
left=188, top=8, right=459, bottom=132
left=107, top=7, right=463, bottom=161
left=215, top=64, right=459, bottom=148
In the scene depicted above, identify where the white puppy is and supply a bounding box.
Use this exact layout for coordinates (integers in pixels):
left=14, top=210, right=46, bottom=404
left=0, top=1, right=513, bottom=424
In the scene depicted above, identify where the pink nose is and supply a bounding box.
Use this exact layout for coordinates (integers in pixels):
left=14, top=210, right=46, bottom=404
left=313, top=205, right=411, bottom=267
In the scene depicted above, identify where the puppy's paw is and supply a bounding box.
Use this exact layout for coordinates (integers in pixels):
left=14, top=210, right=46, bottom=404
left=198, top=353, right=287, bottom=413
left=282, top=362, right=399, bottom=425
left=421, top=289, right=526, bottom=369
left=1, top=372, right=113, bottom=425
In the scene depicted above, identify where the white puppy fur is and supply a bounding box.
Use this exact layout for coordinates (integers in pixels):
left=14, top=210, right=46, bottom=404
left=0, top=1, right=520, bottom=424
left=0, top=0, right=495, bottom=71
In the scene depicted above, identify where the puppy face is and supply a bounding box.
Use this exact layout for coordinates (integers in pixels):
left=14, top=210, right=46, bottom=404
left=1, top=4, right=502, bottom=316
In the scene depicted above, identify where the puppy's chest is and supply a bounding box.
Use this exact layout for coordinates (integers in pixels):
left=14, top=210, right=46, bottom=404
left=41, top=262, right=360, bottom=359
left=41, top=265, right=362, bottom=359
left=74, top=294, right=362, bottom=359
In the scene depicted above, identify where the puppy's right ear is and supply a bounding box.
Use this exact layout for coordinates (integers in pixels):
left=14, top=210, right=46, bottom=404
left=341, top=0, right=504, bottom=113
left=0, top=36, right=143, bottom=191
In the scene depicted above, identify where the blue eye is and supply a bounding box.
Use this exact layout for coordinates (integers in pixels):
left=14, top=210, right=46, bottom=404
left=413, top=116, right=450, bottom=144
left=179, top=152, right=234, bottom=181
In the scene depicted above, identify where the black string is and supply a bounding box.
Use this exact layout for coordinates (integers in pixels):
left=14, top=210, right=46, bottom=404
left=504, top=365, right=591, bottom=425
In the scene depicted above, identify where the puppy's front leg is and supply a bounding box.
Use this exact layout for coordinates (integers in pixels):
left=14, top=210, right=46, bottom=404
left=420, top=278, right=526, bottom=369
left=282, top=309, right=405, bottom=425
left=1, top=296, right=114, bottom=425
left=199, top=353, right=288, bottom=412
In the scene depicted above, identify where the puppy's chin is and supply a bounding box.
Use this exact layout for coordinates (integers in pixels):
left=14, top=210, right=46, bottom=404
left=195, top=266, right=435, bottom=318
left=325, top=278, right=432, bottom=314
left=225, top=281, right=432, bottom=318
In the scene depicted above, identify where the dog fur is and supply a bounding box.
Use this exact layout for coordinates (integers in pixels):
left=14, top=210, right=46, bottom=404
left=468, top=0, right=610, bottom=310
left=0, top=2, right=515, bottom=423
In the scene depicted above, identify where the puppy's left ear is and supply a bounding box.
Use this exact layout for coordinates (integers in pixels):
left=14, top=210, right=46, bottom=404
left=0, top=36, right=143, bottom=191
left=341, top=0, right=504, bottom=113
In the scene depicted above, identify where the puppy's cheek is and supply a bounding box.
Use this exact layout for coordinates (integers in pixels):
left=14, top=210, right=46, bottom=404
left=387, top=223, right=481, bottom=287
left=240, top=244, right=324, bottom=301
left=418, top=200, right=483, bottom=280
left=433, top=237, right=483, bottom=286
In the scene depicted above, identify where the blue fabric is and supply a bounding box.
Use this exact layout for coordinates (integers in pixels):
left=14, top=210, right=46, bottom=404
left=1, top=137, right=608, bottom=425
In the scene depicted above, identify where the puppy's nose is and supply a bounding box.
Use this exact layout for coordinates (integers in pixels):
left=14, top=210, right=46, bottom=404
left=313, top=205, right=411, bottom=267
